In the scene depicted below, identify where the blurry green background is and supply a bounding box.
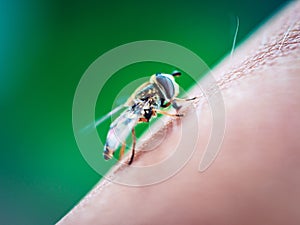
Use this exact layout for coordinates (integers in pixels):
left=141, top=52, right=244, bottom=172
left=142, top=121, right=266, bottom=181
left=0, top=0, right=289, bottom=224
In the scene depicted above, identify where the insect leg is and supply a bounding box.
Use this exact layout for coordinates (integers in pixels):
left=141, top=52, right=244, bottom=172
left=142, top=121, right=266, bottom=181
left=128, top=128, right=136, bottom=165
left=161, top=101, right=171, bottom=108
left=172, top=97, right=198, bottom=111
left=155, top=109, right=183, bottom=117
left=174, top=97, right=198, bottom=102
left=139, top=118, right=148, bottom=123
left=160, top=99, right=172, bottom=108
left=119, top=142, right=126, bottom=160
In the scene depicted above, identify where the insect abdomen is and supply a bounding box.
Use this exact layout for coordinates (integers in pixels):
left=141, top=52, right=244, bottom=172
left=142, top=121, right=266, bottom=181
left=103, top=108, right=141, bottom=161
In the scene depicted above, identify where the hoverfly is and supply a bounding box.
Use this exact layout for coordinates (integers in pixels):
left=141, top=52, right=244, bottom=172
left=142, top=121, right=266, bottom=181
left=96, top=71, right=196, bottom=165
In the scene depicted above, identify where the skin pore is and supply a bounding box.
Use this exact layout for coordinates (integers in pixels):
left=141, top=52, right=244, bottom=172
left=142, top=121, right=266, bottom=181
left=58, top=1, right=300, bottom=224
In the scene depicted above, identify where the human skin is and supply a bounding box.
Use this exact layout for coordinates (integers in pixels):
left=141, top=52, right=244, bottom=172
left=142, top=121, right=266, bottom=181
left=58, top=1, right=300, bottom=225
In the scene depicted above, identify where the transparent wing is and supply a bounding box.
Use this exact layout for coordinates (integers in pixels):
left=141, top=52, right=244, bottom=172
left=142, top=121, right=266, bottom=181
left=81, top=104, right=125, bottom=133
left=105, top=105, right=143, bottom=153
left=94, top=104, right=125, bottom=127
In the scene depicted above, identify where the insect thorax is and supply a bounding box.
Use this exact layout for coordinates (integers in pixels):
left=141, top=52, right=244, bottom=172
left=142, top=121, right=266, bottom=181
left=126, top=82, right=164, bottom=106
left=126, top=83, right=162, bottom=121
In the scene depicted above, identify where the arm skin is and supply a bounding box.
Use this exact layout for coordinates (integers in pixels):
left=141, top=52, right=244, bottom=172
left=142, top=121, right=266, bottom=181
left=58, top=1, right=300, bottom=225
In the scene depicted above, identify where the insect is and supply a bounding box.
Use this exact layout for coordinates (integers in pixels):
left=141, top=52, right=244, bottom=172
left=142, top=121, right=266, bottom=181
left=96, top=71, right=196, bottom=165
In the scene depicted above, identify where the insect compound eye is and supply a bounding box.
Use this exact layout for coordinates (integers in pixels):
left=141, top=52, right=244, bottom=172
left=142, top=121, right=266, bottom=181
left=155, top=74, right=175, bottom=99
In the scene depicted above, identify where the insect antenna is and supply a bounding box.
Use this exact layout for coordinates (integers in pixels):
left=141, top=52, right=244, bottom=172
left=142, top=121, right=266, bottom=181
left=171, top=70, right=181, bottom=77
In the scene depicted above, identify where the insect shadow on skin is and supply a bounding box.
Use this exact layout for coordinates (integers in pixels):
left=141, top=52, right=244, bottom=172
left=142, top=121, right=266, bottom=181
left=96, top=71, right=198, bottom=165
